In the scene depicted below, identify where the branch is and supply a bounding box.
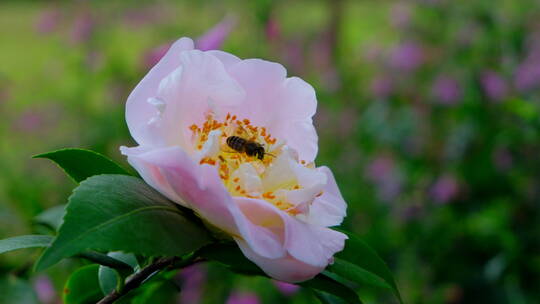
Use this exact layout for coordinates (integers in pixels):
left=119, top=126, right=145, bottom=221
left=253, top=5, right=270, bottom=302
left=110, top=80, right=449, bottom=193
left=77, top=251, right=133, bottom=273
left=97, top=257, right=177, bottom=304
left=97, top=254, right=204, bottom=304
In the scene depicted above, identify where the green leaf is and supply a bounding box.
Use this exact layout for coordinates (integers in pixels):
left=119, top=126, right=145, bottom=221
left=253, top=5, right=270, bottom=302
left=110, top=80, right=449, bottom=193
left=334, top=230, right=403, bottom=303
left=301, top=274, right=362, bottom=304
left=0, top=235, right=52, bottom=255
left=0, top=276, right=40, bottom=304
left=63, top=265, right=103, bottom=304
left=34, top=148, right=131, bottom=183
left=313, top=290, right=348, bottom=304
left=98, top=266, right=121, bottom=296
left=327, top=258, right=392, bottom=290
left=35, top=174, right=213, bottom=271
left=198, top=242, right=264, bottom=276
left=127, top=280, right=180, bottom=304
left=99, top=252, right=138, bottom=295
left=34, top=205, right=66, bottom=231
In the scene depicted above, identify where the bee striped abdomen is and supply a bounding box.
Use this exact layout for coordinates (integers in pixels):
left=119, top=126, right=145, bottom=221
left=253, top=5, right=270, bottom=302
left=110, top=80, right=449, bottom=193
left=226, top=136, right=247, bottom=152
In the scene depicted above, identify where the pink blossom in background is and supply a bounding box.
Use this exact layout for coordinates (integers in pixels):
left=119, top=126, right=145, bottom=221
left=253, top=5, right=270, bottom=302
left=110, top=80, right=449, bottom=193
left=265, top=15, right=281, bottom=42
left=514, top=62, right=540, bottom=92
left=71, top=10, right=95, bottom=44
left=13, top=110, right=45, bottom=133
left=389, top=3, right=412, bottom=29
left=272, top=280, right=300, bottom=296
left=122, top=6, right=170, bottom=29
left=430, top=175, right=459, bottom=204
left=365, top=155, right=402, bottom=202
left=311, top=33, right=341, bottom=91
left=282, top=39, right=305, bottom=74
left=33, top=275, right=56, bottom=304
left=178, top=264, right=207, bottom=304
left=399, top=204, right=424, bottom=221
left=195, top=16, right=236, bottom=51
left=492, top=148, right=513, bottom=171
left=226, top=291, right=261, bottom=304
left=370, top=75, right=393, bottom=99
left=389, top=42, right=424, bottom=71
left=142, top=17, right=235, bottom=70
left=142, top=43, right=172, bottom=70
left=363, top=44, right=384, bottom=62
left=35, top=8, right=61, bottom=34
left=122, top=37, right=348, bottom=283
left=481, top=70, right=508, bottom=102
left=432, top=75, right=462, bottom=105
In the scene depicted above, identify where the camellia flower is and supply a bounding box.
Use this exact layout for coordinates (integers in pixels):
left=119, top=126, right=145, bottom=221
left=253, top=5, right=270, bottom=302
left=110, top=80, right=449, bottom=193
left=121, top=37, right=347, bottom=282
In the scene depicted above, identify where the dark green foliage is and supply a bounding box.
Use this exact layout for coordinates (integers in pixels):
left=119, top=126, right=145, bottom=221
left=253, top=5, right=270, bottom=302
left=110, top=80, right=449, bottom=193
left=35, top=175, right=213, bottom=271
left=63, top=265, right=103, bottom=304
left=34, top=148, right=131, bottom=183
left=0, top=235, right=52, bottom=254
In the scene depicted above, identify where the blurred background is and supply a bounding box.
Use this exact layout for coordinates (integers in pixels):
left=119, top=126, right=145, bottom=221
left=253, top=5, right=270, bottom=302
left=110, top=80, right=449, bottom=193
left=1, top=0, right=540, bottom=303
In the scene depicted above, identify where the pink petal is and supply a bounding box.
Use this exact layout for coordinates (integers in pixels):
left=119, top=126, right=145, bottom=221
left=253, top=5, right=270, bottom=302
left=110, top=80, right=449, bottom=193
left=236, top=239, right=325, bottom=283
left=123, top=146, right=240, bottom=234
left=284, top=218, right=346, bottom=267
left=222, top=59, right=319, bottom=162
left=306, top=166, right=347, bottom=227
left=155, top=50, right=245, bottom=148
left=233, top=197, right=347, bottom=282
left=206, top=50, right=241, bottom=68
left=123, top=146, right=285, bottom=259
left=126, top=37, right=194, bottom=146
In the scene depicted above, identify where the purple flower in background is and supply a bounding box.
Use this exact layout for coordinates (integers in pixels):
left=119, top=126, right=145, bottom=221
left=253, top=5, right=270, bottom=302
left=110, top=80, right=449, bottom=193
left=389, top=3, right=411, bottom=29
left=365, top=155, right=402, bottom=202
left=142, top=17, right=235, bottom=69
left=142, top=43, right=171, bottom=70
left=13, top=110, right=45, bottom=132
left=492, top=147, right=513, bottom=171
left=35, top=8, right=61, bottom=34
left=311, top=33, right=340, bottom=91
left=273, top=280, right=300, bottom=296
left=265, top=14, right=281, bottom=42
left=430, top=175, right=459, bottom=204
left=481, top=70, right=508, bottom=102
left=283, top=39, right=305, bottom=74
left=226, top=291, right=261, bottom=304
left=71, top=10, right=95, bottom=44
left=432, top=75, right=462, bottom=105
left=195, top=16, right=236, bottom=51
left=363, top=44, right=384, bottom=62
left=389, top=42, right=424, bottom=71
left=514, top=62, right=540, bottom=92
left=178, top=264, right=207, bottom=304
left=33, top=275, right=56, bottom=304
left=123, top=6, right=169, bottom=28
left=370, top=75, right=393, bottom=98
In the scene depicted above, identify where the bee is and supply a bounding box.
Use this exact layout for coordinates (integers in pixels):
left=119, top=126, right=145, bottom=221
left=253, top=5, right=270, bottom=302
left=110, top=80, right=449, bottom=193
left=226, top=136, right=270, bottom=160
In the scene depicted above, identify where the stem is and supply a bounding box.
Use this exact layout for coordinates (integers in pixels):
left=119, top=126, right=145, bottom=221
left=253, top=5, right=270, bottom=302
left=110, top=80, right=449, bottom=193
left=77, top=251, right=133, bottom=273
left=97, top=255, right=202, bottom=304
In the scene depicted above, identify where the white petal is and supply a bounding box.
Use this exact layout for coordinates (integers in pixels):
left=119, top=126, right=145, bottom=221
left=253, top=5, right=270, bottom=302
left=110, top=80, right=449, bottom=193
left=232, top=163, right=263, bottom=195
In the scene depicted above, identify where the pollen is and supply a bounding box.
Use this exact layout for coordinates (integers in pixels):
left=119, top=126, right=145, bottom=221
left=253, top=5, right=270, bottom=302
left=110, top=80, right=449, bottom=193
left=263, top=192, right=276, bottom=199
left=188, top=112, right=312, bottom=216
left=199, top=157, right=216, bottom=166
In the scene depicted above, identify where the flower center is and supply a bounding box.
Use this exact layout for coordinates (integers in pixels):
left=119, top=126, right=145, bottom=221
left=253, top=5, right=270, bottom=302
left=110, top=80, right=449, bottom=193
left=189, top=113, right=316, bottom=215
